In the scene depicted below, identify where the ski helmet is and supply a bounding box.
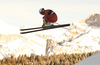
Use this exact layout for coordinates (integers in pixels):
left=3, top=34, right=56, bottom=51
left=39, top=8, right=45, bottom=14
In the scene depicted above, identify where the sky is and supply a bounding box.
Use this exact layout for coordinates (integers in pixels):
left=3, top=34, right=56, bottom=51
left=0, top=0, right=100, bottom=27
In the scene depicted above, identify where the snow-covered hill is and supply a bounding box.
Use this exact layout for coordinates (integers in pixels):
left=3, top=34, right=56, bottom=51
left=0, top=13, right=100, bottom=60
left=0, top=19, right=20, bottom=34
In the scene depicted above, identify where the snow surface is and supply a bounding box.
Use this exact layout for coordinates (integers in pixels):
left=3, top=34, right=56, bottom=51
left=0, top=19, right=20, bottom=34
left=0, top=34, right=47, bottom=59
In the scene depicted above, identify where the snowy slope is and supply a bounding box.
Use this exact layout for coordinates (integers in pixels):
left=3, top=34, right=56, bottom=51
left=0, top=34, right=47, bottom=60
left=0, top=19, right=20, bottom=34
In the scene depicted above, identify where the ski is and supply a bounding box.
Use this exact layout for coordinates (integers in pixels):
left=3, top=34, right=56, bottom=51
left=20, top=27, right=43, bottom=31
left=20, top=24, right=70, bottom=31
left=20, top=24, right=70, bottom=34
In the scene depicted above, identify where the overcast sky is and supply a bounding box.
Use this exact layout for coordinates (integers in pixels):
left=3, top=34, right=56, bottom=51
left=0, top=0, right=100, bottom=27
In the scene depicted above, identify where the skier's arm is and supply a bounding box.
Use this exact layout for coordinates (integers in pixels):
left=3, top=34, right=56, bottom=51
left=43, top=15, right=47, bottom=24
left=42, top=15, right=47, bottom=27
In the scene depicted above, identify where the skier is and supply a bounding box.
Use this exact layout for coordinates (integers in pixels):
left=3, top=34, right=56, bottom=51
left=39, top=8, right=58, bottom=27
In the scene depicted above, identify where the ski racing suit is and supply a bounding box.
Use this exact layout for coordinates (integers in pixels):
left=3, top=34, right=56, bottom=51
left=43, top=10, right=58, bottom=26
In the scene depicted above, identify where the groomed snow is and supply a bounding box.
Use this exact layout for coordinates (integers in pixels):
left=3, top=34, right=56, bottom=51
left=0, top=19, right=20, bottom=34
